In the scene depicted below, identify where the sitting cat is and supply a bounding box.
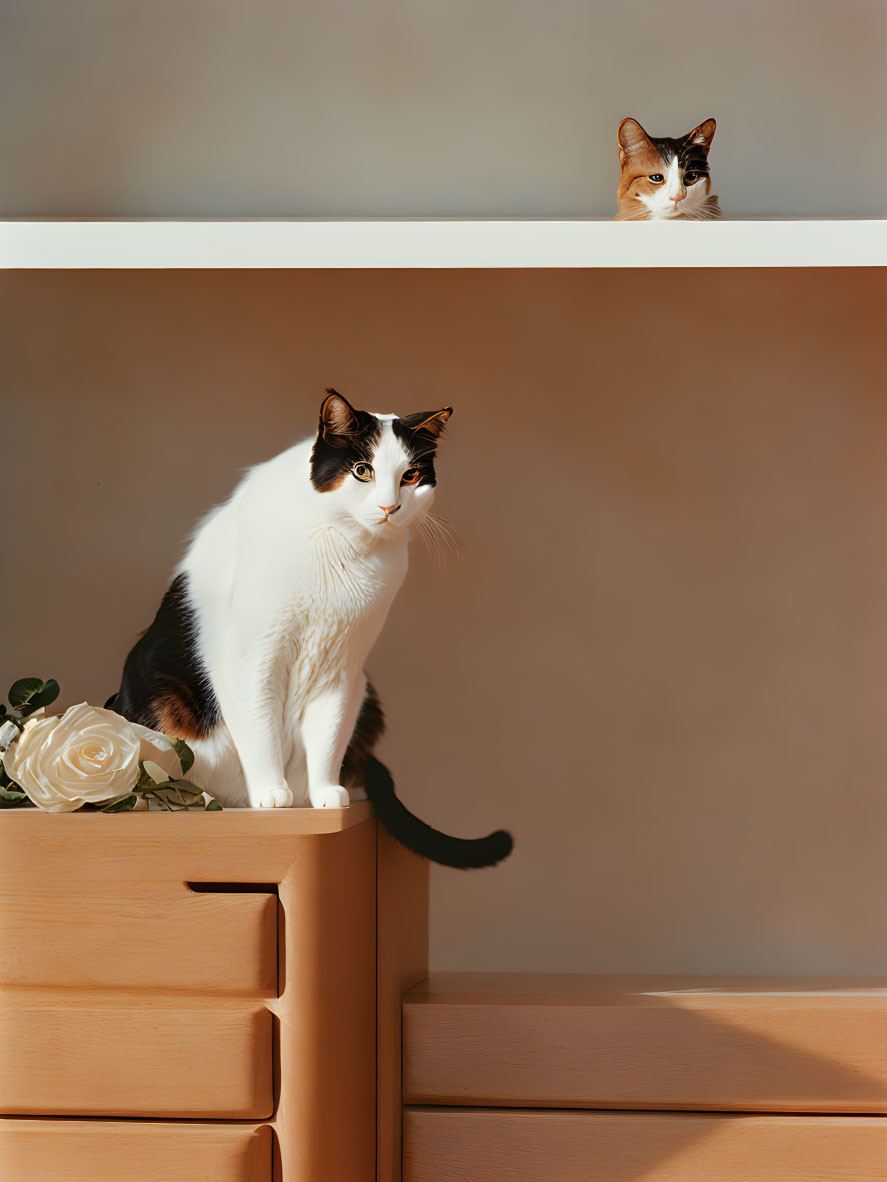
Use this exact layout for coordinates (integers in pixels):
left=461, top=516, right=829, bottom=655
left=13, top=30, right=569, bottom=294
left=110, top=390, right=512, bottom=869
left=615, top=117, right=721, bottom=221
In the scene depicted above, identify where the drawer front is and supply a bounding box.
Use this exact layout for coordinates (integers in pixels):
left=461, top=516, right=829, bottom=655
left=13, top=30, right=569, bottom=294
left=0, top=1119, right=271, bottom=1182
left=0, top=883, right=277, bottom=995
left=404, top=1109, right=887, bottom=1182
left=0, top=998, right=273, bottom=1118
left=403, top=998, right=887, bottom=1112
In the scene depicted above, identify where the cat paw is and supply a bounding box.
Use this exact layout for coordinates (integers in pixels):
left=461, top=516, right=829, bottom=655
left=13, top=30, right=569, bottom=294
left=310, top=785, right=350, bottom=809
left=256, top=786, right=294, bottom=808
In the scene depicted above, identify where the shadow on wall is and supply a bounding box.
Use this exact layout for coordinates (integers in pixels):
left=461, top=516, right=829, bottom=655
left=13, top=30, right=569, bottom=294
left=1, top=267, right=886, bottom=978
left=0, top=0, right=885, bottom=215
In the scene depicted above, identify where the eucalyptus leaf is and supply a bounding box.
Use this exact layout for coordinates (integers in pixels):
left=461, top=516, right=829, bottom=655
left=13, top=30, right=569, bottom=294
left=142, top=760, right=170, bottom=785
left=151, top=786, right=188, bottom=811
left=0, top=783, right=29, bottom=806
left=136, top=765, right=162, bottom=793
left=173, top=739, right=195, bottom=777
left=101, top=794, right=138, bottom=813
left=171, top=779, right=203, bottom=797
left=8, top=677, right=60, bottom=714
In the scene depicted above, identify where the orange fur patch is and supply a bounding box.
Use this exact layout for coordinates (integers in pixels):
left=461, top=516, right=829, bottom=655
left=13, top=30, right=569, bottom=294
left=154, top=683, right=204, bottom=740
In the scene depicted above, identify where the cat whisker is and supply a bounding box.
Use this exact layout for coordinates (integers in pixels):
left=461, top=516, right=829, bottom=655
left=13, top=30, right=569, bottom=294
left=414, top=517, right=446, bottom=568
left=424, top=513, right=463, bottom=562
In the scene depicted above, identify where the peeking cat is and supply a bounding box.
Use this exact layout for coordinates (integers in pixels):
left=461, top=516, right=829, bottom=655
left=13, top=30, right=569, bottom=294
left=108, top=391, right=512, bottom=869
left=616, top=117, right=721, bottom=221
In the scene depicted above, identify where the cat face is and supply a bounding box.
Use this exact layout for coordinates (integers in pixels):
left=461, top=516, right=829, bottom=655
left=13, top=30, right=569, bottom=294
left=616, top=117, right=717, bottom=221
left=309, top=390, right=451, bottom=534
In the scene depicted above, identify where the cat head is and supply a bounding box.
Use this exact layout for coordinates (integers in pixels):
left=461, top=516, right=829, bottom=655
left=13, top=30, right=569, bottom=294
left=309, top=389, right=452, bottom=534
left=616, top=117, right=717, bottom=221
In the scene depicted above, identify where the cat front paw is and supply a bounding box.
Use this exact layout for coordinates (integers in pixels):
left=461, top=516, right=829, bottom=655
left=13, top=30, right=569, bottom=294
left=256, top=786, right=294, bottom=808
left=309, top=785, right=350, bottom=809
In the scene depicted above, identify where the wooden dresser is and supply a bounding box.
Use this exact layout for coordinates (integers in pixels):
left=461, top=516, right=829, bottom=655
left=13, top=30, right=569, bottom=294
left=403, top=973, right=887, bottom=1181
left=0, top=807, right=428, bottom=1182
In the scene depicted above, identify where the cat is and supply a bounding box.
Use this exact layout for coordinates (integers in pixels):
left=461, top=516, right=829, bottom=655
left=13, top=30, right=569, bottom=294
left=108, top=391, right=511, bottom=869
left=615, top=117, right=721, bottom=221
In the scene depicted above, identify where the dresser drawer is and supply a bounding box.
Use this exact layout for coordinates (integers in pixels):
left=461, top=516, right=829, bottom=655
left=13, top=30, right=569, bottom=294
left=0, top=996, right=273, bottom=1118
left=404, top=1109, right=887, bottom=1182
left=0, top=883, right=277, bottom=994
left=404, top=974, right=887, bottom=1112
left=0, top=1119, right=271, bottom=1182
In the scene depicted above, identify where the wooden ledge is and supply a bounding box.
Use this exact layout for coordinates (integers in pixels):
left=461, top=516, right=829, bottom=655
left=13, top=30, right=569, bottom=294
left=406, top=972, right=887, bottom=1004
left=0, top=800, right=372, bottom=837
left=403, top=973, right=887, bottom=1112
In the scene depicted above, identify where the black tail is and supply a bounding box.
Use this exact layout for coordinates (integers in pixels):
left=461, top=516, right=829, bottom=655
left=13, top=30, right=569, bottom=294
left=362, top=754, right=512, bottom=869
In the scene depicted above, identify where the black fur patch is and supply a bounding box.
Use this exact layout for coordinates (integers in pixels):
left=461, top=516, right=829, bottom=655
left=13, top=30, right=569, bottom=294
left=310, top=391, right=381, bottom=492
left=391, top=412, right=447, bottom=488
left=341, top=681, right=386, bottom=785
left=113, top=573, right=220, bottom=740
left=650, top=133, right=711, bottom=182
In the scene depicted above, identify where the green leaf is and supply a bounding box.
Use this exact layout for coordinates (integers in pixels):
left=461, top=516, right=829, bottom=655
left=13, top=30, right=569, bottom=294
left=145, top=789, right=172, bottom=811
left=141, top=759, right=170, bottom=785
left=8, top=678, right=60, bottom=715
left=150, top=786, right=189, bottom=811
left=0, top=783, right=29, bottom=806
left=173, top=739, right=195, bottom=777
left=205, top=798, right=223, bottom=811
left=100, top=794, right=138, bottom=813
left=171, top=779, right=202, bottom=795
left=136, top=764, right=164, bottom=793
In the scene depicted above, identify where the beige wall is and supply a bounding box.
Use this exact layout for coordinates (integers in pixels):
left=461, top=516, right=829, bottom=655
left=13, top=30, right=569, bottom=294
left=2, top=268, right=886, bottom=975
left=1, top=0, right=886, bottom=217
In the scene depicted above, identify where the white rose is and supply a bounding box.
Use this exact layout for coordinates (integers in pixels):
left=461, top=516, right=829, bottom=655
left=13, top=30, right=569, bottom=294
left=0, top=720, right=20, bottom=752
left=3, top=702, right=156, bottom=812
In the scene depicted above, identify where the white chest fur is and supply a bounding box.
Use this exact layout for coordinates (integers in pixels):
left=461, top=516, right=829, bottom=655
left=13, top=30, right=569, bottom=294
left=182, top=441, right=414, bottom=808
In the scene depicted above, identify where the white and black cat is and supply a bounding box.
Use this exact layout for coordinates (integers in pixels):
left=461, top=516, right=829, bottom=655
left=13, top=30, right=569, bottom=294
left=109, top=391, right=511, bottom=869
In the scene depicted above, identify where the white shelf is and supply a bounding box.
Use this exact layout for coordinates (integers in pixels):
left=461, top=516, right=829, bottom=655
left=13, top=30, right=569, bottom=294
left=1, top=218, right=885, bottom=269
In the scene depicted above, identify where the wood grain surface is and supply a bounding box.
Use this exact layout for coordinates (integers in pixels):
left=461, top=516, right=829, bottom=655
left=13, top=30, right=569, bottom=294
left=377, top=826, right=430, bottom=1182
left=0, top=883, right=277, bottom=993
left=0, top=1119, right=271, bottom=1182
left=272, top=820, right=377, bottom=1182
left=403, top=1108, right=887, bottom=1182
left=0, top=802, right=372, bottom=837
left=404, top=973, right=887, bottom=1112
left=0, top=994, right=273, bottom=1117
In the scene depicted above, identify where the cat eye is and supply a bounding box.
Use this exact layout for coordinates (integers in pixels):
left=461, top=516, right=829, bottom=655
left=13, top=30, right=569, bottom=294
left=648, top=174, right=664, bottom=184
left=352, top=462, right=374, bottom=482
left=684, top=172, right=700, bottom=184
left=400, top=468, right=421, bottom=486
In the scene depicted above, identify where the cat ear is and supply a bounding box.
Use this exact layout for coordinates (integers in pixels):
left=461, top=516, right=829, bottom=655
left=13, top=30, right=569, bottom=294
left=617, top=117, right=653, bottom=164
left=685, top=118, right=716, bottom=153
left=405, top=407, right=453, bottom=442
left=320, top=388, right=361, bottom=445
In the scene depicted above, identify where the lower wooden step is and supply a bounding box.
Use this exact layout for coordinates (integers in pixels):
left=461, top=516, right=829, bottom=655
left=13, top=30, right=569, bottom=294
left=0, top=1119, right=271, bottom=1182
left=404, top=1108, right=887, bottom=1182
left=404, top=974, right=887, bottom=1112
